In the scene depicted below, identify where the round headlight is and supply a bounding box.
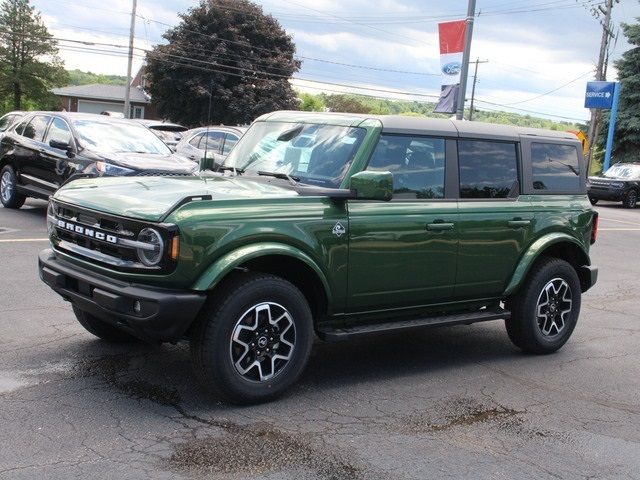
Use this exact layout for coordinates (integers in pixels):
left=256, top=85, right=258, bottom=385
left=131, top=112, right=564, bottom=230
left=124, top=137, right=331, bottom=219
left=137, top=228, right=164, bottom=266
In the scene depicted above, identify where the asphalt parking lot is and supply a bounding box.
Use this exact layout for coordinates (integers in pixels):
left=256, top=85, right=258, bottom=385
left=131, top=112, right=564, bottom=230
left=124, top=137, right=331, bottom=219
left=1, top=199, right=639, bottom=480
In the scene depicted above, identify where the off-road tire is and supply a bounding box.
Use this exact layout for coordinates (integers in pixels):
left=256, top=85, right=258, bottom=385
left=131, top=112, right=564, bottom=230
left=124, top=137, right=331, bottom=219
left=506, top=257, right=581, bottom=354
left=190, top=272, right=314, bottom=405
left=72, top=305, right=140, bottom=342
left=0, top=165, right=26, bottom=209
left=622, top=190, right=637, bottom=209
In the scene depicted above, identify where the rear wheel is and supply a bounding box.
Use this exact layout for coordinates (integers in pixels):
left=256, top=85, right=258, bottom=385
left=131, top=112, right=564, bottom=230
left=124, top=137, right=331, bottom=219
left=506, top=258, right=581, bottom=354
left=72, top=306, right=140, bottom=342
left=0, top=165, right=26, bottom=209
left=190, top=273, right=314, bottom=405
left=622, top=190, right=637, bottom=209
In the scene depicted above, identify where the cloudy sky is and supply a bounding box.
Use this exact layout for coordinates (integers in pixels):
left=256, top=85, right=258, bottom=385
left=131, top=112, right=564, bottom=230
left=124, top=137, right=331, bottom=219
left=32, top=0, right=640, bottom=122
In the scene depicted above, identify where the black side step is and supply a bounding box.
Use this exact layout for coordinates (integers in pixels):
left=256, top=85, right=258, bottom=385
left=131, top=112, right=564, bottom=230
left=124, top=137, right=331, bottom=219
left=317, top=308, right=511, bottom=342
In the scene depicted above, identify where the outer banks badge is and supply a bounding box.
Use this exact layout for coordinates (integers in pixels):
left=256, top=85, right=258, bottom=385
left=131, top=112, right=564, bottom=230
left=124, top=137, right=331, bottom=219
left=332, top=221, right=346, bottom=237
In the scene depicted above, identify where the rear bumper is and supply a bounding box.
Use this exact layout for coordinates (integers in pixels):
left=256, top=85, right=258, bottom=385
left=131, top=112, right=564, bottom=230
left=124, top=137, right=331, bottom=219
left=578, top=265, right=598, bottom=292
left=39, top=249, right=206, bottom=342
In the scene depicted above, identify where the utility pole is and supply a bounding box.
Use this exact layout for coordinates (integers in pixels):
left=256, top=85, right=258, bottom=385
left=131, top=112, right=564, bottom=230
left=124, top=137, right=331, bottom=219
left=456, top=0, right=476, bottom=120
left=586, top=0, right=616, bottom=166
left=123, top=0, right=138, bottom=119
left=468, top=58, right=488, bottom=121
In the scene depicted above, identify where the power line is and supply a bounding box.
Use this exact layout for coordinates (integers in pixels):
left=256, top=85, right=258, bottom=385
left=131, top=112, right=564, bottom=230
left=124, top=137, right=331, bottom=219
left=500, top=71, right=593, bottom=106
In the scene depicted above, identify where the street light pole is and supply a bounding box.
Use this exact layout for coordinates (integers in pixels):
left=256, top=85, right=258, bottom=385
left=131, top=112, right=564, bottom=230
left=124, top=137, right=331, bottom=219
left=455, top=0, right=476, bottom=120
left=123, top=0, right=138, bottom=119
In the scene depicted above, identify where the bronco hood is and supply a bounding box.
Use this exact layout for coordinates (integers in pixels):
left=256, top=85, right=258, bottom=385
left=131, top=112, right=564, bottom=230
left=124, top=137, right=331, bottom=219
left=54, top=175, right=299, bottom=222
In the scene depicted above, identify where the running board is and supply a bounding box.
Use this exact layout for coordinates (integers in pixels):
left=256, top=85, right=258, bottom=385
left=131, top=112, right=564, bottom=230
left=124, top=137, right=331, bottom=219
left=317, top=308, right=510, bottom=342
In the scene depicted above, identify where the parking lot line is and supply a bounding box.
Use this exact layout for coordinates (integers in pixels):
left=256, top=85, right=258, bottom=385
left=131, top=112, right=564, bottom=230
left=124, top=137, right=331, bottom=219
left=0, top=238, right=49, bottom=243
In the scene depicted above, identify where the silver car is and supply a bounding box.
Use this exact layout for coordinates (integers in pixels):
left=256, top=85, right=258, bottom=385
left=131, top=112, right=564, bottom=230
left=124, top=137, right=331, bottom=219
left=175, top=126, right=247, bottom=165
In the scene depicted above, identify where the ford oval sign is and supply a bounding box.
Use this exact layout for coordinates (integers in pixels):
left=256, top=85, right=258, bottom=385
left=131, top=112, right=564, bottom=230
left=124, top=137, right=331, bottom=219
left=442, top=62, right=461, bottom=76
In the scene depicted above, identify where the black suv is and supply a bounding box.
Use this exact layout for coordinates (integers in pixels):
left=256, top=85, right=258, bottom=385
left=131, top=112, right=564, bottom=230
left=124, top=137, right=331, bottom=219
left=0, top=112, right=196, bottom=209
left=588, top=162, right=640, bottom=208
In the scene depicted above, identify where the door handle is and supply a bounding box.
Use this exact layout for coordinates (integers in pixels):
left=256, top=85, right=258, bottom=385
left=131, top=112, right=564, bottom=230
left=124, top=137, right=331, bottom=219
left=508, top=219, right=531, bottom=228
left=426, top=222, right=454, bottom=232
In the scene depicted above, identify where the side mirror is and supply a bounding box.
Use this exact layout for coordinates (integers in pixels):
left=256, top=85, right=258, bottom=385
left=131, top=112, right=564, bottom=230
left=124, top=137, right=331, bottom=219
left=49, top=139, right=74, bottom=157
left=349, top=171, right=393, bottom=201
left=199, top=155, right=215, bottom=171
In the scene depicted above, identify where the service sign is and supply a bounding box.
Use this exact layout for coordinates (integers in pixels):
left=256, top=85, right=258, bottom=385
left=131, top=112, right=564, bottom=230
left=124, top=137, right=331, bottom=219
left=584, top=81, right=616, bottom=109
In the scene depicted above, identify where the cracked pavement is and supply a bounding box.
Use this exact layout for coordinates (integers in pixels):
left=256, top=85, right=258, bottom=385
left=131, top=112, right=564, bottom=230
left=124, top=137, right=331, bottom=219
left=1, top=199, right=639, bottom=479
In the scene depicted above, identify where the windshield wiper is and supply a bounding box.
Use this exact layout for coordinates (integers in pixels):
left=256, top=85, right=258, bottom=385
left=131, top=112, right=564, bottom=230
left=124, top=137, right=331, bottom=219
left=217, top=166, right=244, bottom=175
left=257, top=171, right=299, bottom=184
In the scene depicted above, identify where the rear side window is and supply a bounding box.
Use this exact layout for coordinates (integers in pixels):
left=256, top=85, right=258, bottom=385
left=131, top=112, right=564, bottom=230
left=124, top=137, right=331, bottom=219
left=189, top=133, right=203, bottom=147
left=531, top=143, right=580, bottom=192
left=22, top=115, right=51, bottom=141
left=367, top=134, right=445, bottom=199
left=458, top=140, right=518, bottom=199
left=0, top=114, right=17, bottom=132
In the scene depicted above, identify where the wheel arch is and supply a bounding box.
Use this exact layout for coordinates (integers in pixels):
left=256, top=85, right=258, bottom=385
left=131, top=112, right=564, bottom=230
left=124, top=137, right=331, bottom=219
left=191, top=242, right=332, bottom=320
left=504, top=234, right=592, bottom=297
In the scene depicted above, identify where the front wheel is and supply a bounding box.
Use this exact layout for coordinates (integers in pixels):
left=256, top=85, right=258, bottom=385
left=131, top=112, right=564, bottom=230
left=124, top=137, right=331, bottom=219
left=623, top=190, right=637, bottom=209
left=589, top=197, right=598, bottom=206
left=506, top=258, right=581, bottom=354
left=1, top=165, right=26, bottom=209
left=190, top=273, right=314, bottom=405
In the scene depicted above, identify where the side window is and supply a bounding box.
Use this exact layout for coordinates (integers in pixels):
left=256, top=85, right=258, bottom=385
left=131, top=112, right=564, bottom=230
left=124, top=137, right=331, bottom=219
left=45, top=118, right=72, bottom=147
left=222, top=133, right=239, bottom=155
left=458, top=140, right=518, bottom=199
left=15, top=118, right=31, bottom=136
left=189, top=133, right=204, bottom=148
left=203, top=131, right=225, bottom=153
left=531, top=143, right=580, bottom=192
left=22, top=115, right=51, bottom=141
left=0, top=114, right=16, bottom=132
left=367, top=134, right=445, bottom=199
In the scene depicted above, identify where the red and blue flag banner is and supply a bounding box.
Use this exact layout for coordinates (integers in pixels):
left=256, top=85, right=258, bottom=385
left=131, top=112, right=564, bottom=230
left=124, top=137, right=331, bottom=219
left=434, top=20, right=467, bottom=114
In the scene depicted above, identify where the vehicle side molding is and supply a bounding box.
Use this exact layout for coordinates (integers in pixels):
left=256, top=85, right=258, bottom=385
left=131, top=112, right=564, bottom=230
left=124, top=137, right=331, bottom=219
left=191, top=242, right=332, bottom=301
left=503, top=233, right=590, bottom=297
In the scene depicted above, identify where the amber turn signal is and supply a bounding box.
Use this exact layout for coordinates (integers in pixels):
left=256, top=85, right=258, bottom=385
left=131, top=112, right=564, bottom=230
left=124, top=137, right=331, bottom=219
left=169, top=235, right=180, bottom=260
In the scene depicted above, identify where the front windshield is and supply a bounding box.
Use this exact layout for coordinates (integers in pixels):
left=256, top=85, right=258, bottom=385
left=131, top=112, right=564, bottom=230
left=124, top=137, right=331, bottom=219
left=604, top=164, right=640, bottom=180
left=73, top=119, right=172, bottom=155
left=224, top=122, right=366, bottom=188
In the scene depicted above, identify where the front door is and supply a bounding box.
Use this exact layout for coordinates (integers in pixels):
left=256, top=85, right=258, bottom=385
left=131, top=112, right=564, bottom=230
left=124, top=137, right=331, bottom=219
left=347, top=134, right=458, bottom=313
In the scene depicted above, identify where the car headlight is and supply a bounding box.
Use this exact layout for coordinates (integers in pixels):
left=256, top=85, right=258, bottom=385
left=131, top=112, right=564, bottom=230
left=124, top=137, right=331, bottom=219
left=136, top=228, right=164, bottom=266
left=95, top=161, right=135, bottom=176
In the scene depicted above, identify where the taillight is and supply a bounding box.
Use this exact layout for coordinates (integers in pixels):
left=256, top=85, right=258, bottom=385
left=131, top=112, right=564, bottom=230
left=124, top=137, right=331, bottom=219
left=590, top=212, right=599, bottom=245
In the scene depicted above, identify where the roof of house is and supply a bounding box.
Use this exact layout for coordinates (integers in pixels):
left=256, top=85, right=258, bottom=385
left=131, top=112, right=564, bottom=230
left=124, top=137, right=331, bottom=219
left=51, top=84, right=150, bottom=103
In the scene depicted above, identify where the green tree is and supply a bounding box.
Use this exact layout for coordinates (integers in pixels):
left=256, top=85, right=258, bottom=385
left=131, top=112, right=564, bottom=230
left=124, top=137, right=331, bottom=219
left=609, top=18, right=640, bottom=163
left=0, top=0, right=67, bottom=110
left=298, top=92, right=325, bottom=111
left=67, top=69, right=127, bottom=86
left=145, top=0, right=300, bottom=126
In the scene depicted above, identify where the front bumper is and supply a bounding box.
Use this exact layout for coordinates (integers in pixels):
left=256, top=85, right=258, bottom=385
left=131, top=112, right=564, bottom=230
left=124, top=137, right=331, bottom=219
left=588, top=187, right=624, bottom=201
left=39, top=249, right=206, bottom=342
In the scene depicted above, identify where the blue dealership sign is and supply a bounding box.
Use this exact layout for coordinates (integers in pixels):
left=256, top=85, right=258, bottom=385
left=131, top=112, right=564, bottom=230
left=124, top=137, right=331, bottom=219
left=585, top=81, right=616, bottom=109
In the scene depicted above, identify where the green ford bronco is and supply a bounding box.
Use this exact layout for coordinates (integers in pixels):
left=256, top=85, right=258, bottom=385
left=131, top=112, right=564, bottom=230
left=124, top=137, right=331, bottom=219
left=39, top=111, right=598, bottom=404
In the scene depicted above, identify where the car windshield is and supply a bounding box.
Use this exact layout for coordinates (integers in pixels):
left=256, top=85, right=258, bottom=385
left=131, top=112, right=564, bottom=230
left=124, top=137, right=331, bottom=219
left=152, top=129, right=184, bottom=144
left=603, top=164, right=640, bottom=180
left=224, top=122, right=366, bottom=188
left=72, top=119, right=172, bottom=155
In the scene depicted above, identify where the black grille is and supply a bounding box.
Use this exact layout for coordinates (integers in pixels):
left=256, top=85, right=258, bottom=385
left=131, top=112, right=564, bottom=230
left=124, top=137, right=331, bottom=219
left=48, top=200, right=176, bottom=273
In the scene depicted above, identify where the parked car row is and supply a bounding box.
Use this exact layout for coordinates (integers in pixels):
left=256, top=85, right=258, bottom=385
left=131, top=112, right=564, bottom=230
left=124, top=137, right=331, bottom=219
left=588, top=162, right=640, bottom=208
left=0, top=110, right=246, bottom=209
left=175, top=125, right=247, bottom=165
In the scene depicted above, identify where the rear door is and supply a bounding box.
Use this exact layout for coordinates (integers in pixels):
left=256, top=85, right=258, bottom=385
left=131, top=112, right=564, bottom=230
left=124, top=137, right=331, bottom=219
left=347, top=134, right=459, bottom=313
left=454, top=139, right=535, bottom=299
